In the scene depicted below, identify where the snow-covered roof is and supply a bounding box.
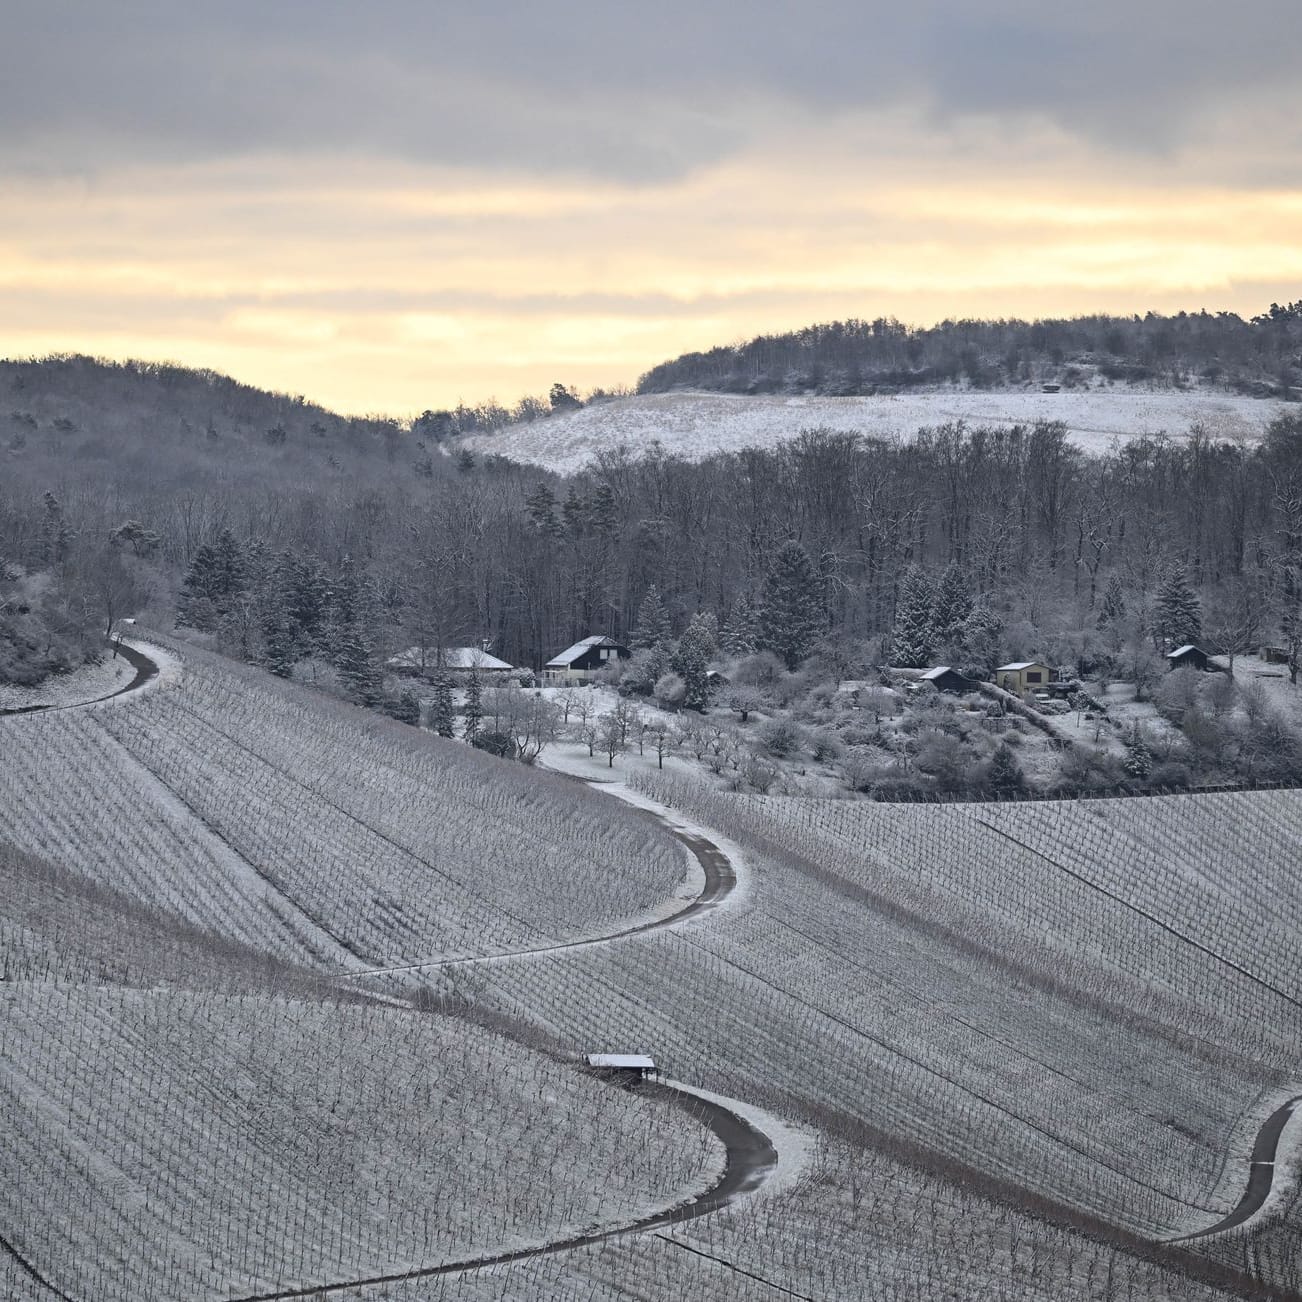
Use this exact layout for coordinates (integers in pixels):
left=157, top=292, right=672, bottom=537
left=584, top=1053, right=655, bottom=1070
left=545, top=635, right=623, bottom=668
left=387, top=646, right=515, bottom=671
left=996, top=661, right=1047, bottom=672
left=922, top=666, right=958, bottom=680
left=1166, top=645, right=1203, bottom=659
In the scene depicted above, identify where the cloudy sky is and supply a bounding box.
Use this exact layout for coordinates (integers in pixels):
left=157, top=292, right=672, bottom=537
left=3, top=1, right=1301, bottom=414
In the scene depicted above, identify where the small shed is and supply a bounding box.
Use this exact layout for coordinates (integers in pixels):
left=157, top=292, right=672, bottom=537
left=995, top=661, right=1053, bottom=693
left=919, top=666, right=979, bottom=694
left=1261, top=645, right=1289, bottom=665
left=584, top=1053, right=657, bottom=1083
left=1165, top=644, right=1216, bottom=673
left=543, top=635, right=630, bottom=684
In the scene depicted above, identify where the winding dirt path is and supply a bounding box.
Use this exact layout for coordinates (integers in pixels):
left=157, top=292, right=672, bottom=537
left=0, top=642, right=158, bottom=717
left=337, top=796, right=736, bottom=979
left=1170, top=1095, right=1302, bottom=1242
left=219, top=1081, right=778, bottom=1302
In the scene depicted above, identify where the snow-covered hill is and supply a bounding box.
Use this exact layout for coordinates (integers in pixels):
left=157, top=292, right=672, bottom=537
left=462, top=388, right=1291, bottom=473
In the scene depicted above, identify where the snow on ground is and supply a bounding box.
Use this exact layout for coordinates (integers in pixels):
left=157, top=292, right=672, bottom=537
left=0, top=652, right=133, bottom=710
left=460, top=388, right=1290, bottom=473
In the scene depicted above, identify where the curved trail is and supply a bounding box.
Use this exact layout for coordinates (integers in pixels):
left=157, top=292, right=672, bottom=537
left=220, top=1082, right=779, bottom=1302
left=337, top=822, right=735, bottom=979
left=1170, top=1095, right=1302, bottom=1242
left=0, top=642, right=158, bottom=716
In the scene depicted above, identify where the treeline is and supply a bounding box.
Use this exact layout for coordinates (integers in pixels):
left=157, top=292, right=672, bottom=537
left=5, top=392, right=1302, bottom=699
left=637, top=304, right=1302, bottom=398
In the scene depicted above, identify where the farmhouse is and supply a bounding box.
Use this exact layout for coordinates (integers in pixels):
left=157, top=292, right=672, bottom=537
left=542, top=635, right=630, bottom=684
left=1165, top=645, right=1218, bottom=673
left=387, top=646, right=517, bottom=680
left=583, top=1053, right=657, bottom=1083
left=995, top=661, right=1054, bottom=693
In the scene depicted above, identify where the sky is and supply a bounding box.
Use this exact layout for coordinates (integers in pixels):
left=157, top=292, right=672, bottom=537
left=3, top=1, right=1301, bottom=416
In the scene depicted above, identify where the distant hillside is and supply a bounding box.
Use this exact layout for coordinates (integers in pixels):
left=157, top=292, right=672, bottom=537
left=1, top=354, right=437, bottom=487
left=462, top=387, right=1293, bottom=474
left=636, top=305, right=1302, bottom=398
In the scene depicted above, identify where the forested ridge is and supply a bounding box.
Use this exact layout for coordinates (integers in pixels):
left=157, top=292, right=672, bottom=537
left=637, top=304, right=1302, bottom=397
left=4, top=334, right=1302, bottom=719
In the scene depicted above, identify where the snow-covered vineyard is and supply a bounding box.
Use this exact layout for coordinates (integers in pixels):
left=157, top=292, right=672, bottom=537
left=4, top=642, right=1302, bottom=1299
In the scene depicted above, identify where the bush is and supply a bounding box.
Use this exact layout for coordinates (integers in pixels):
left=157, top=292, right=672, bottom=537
left=471, top=730, right=516, bottom=759
left=1150, top=760, right=1193, bottom=789
left=758, top=717, right=803, bottom=758
left=808, top=728, right=844, bottom=763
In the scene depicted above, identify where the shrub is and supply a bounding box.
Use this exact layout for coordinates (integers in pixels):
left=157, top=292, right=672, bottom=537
left=758, top=717, right=803, bottom=758
left=808, top=728, right=844, bottom=763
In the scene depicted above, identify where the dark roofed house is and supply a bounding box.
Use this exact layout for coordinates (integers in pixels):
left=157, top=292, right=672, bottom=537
left=919, top=666, right=979, bottom=694
left=542, top=635, right=630, bottom=684
left=1165, top=645, right=1216, bottom=673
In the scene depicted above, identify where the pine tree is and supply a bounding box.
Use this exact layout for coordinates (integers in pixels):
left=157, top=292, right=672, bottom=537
left=262, top=617, right=297, bottom=678
left=892, top=565, right=935, bottom=668
left=721, top=594, right=759, bottom=657
left=430, top=673, right=456, bottom=738
left=758, top=541, right=824, bottom=670
left=463, top=668, right=483, bottom=740
left=631, top=585, right=672, bottom=650
left=1123, top=726, right=1153, bottom=780
left=335, top=623, right=380, bottom=705
left=1097, top=574, right=1127, bottom=629
left=961, top=604, right=1003, bottom=673
left=524, top=482, right=560, bottom=534
left=675, top=615, right=714, bottom=710
left=989, top=742, right=1024, bottom=794
left=931, top=564, right=973, bottom=649
left=1155, top=564, right=1202, bottom=648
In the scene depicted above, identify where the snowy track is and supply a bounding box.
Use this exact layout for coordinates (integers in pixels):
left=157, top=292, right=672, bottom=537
left=0, top=642, right=158, bottom=716
left=1170, top=1095, right=1302, bottom=1242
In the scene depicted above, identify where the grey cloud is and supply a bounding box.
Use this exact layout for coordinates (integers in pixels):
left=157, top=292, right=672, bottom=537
left=2, top=0, right=1300, bottom=177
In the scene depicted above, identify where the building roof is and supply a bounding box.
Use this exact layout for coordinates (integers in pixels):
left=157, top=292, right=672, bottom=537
left=387, top=646, right=515, bottom=671
left=1166, top=645, right=1204, bottom=659
left=545, top=635, right=624, bottom=668
left=584, top=1053, right=655, bottom=1070
left=996, top=661, right=1047, bottom=672
left=922, top=665, right=957, bottom=680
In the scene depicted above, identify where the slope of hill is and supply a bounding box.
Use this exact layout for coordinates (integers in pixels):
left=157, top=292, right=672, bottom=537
left=461, top=387, right=1292, bottom=473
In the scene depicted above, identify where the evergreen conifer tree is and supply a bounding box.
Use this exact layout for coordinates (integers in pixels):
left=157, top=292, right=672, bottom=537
left=758, top=541, right=824, bottom=670
left=463, top=668, right=483, bottom=740
left=1123, top=726, right=1153, bottom=780
left=892, top=565, right=935, bottom=668
left=1155, top=564, right=1202, bottom=648
left=430, top=673, right=456, bottom=738
left=1097, top=574, right=1127, bottom=629
left=989, top=742, right=1024, bottom=794
left=721, top=594, right=759, bottom=656
left=931, top=564, right=973, bottom=649
left=961, top=604, right=1003, bottom=674
left=524, top=482, right=560, bottom=534
left=631, top=585, right=672, bottom=650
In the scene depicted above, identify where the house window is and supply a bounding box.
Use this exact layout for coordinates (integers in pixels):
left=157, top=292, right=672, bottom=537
left=600, top=648, right=611, bottom=660
left=1026, top=671, right=1042, bottom=683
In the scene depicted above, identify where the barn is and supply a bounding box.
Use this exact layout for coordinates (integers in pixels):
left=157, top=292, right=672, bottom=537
left=542, top=635, right=630, bottom=684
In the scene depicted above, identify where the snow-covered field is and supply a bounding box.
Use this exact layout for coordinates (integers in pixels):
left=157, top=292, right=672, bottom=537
left=460, top=388, right=1291, bottom=473
left=5, top=640, right=1301, bottom=1298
